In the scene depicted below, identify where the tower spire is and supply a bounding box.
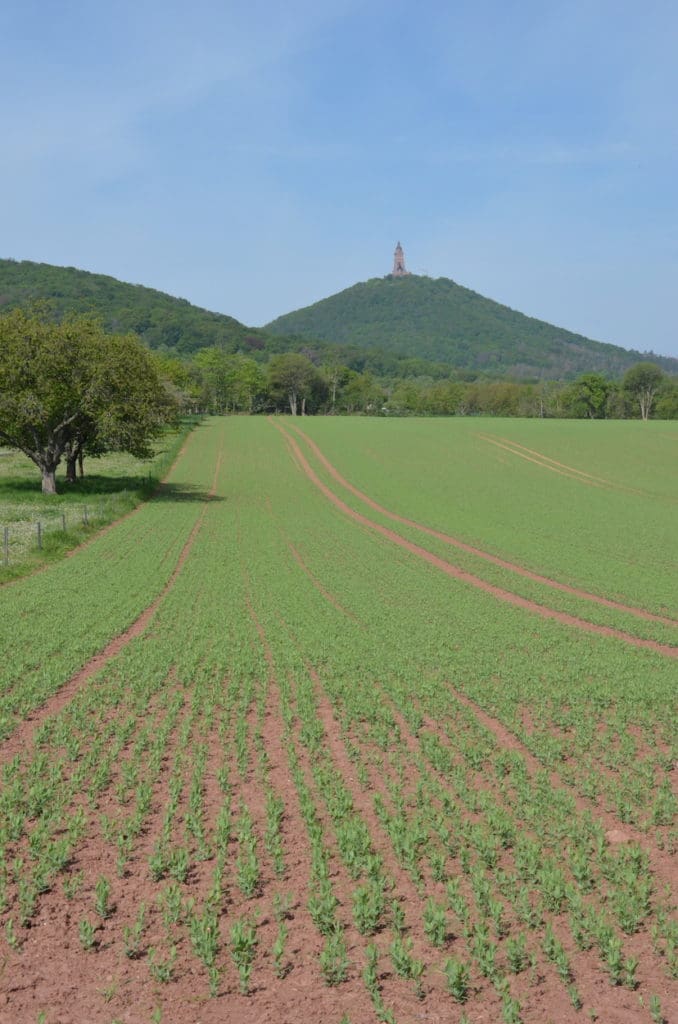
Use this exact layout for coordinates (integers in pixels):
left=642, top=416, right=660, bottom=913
left=392, top=240, right=410, bottom=277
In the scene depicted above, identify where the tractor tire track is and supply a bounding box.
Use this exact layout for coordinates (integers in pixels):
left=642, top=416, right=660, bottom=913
left=478, top=433, right=678, bottom=510
left=285, top=420, right=677, bottom=628
left=272, top=421, right=678, bottom=659
left=263, top=495, right=361, bottom=623
left=477, top=434, right=616, bottom=490
left=485, top=435, right=617, bottom=485
left=286, top=539, right=360, bottom=622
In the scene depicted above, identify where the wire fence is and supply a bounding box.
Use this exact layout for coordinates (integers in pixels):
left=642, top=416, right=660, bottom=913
left=1, top=499, right=120, bottom=567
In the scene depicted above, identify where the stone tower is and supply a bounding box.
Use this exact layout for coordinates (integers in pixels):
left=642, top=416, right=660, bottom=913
left=392, top=241, right=410, bottom=277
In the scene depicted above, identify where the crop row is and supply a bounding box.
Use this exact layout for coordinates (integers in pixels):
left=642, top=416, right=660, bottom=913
left=0, top=416, right=675, bottom=1023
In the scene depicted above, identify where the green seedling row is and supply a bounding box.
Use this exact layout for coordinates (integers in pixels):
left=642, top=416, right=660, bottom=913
left=0, top=416, right=675, bottom=1023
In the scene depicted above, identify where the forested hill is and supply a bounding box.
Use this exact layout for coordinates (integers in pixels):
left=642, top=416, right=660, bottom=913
left=0, top=259, right=262, bottom=355
left=0, top=259, right=470, bottom=380
left=3, top=259, right=676, bottom=380
left=266, top=274, right=678, bottom=379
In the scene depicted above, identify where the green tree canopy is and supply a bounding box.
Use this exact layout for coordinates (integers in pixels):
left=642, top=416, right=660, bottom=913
left=562, top=372, right=611, bottom=419
left=268, top=353, right=327, bottom=415
left=0, top=309, right=177, bottom=493
left=622, top=362, right=665, bottom=421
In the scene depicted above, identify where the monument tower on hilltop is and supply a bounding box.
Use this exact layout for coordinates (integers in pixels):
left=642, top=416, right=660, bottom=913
left=391, top=241, right=411, bottom=277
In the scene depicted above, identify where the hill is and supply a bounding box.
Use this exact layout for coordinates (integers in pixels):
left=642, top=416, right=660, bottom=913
left=266, top=274, right=678, bottom=379
left=3, top=259, right=675, bottom=381
left=0, top=258, right=262, bottom=355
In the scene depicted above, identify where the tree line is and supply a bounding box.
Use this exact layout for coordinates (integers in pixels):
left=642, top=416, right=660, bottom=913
left=1, top=311, right=676, bottom=495
left=162, top=348, right=677, bottom=422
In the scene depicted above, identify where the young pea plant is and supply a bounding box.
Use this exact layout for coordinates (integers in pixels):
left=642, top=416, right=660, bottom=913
left=5, top=917, right=21, bottom=952
left=362, top=943, right=396, bottom=1022
left=148, top=945, right=177, bottom=984
left=319, top=927, right=350, bottom=986
left=189, top=907, right=221, bottom=996
left=422, top=897, right=447, bottom=948
left=352, top=881, right=385, bottom=936
left=230, top=917, right=257, bottom=994
left=265, top=790, right=286, bottom=877
left=122, top=902, right=147, bottom=959
left=94, top=875, right=113, bottom=919
left=389, top=934, right=425, bottom=996
left=649, top=994, right=666, bottom=1024
left=272, top=919, right=289, bottom=979
left=78, top=919, right=97, bottom=951
left=444, top=957, right=470, bottom=1003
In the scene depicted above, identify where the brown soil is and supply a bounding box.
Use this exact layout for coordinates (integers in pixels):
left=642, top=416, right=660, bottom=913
left=273, top=420, right=678, bottom=659
left=286, top=421, right=677, bottom=628
left=2, top=431, right=676, bottom=1024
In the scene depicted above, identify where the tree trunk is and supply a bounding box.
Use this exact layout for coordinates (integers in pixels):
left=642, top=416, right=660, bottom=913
left=289, top=392, right=298, bottom=416
left=42, top=467, right=58, bottom=495
left=78, top=451, right=84, bottom=478
left=639, top=391, right=654, bottom=421
left=66, top=453, right=78, bottom=484
left=301, top=396, right=307, bottom=416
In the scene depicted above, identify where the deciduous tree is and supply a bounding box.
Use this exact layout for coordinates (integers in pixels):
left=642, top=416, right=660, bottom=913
left=622, top=362, right=665, bottom=421
left=268, top=353, right=326, bottom=415
left=0, top=309, right=177, bottom=493
left=563, top=373, right=610, bottom=419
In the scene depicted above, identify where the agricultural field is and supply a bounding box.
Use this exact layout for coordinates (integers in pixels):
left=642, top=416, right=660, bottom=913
left=0, top=422, right=195, bottom=580
left=0, top=415, right=676, bottom=1024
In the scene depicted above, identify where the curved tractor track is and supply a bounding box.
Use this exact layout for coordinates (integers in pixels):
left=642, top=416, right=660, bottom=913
left=285, top=421, right=678, bottom=629
left=273, top=420, right=678, bottom=660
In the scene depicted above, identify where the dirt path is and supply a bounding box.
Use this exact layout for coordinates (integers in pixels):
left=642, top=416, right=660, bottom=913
left=286, top=421, right=677, bottom=628
left=0, top=450, right=223, bottom=765
left=273, top=421, right=678, bottom=659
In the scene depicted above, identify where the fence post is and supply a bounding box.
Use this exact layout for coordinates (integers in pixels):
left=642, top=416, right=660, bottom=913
left=37, top=521, right=42, bottom=550
left=83, top=506, right=89, bottom=526
left=62, top=512, right=67, bottom=532
left=3, top=527, right=8, bottom=566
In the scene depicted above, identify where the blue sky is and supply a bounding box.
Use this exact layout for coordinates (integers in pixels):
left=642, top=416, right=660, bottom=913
left=1, top=0, right=677, bottom=358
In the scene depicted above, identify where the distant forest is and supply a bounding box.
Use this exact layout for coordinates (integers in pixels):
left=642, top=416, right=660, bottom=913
left=1, top=258, right=676, bottom=419
left=157, top=349, right=678, bottom=420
